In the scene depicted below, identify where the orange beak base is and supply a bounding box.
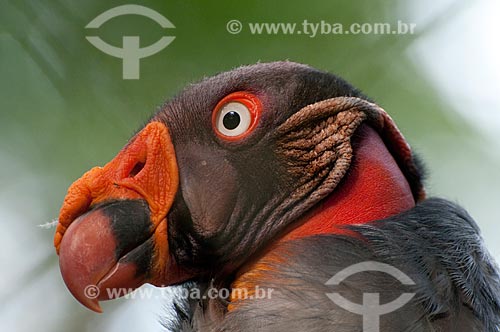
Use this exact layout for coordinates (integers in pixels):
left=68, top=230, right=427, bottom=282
left=54, top=122, right=181, bottom=312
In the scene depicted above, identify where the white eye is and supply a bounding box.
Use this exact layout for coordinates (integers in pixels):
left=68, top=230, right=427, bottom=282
left=215, top=102, right=252, bottom=137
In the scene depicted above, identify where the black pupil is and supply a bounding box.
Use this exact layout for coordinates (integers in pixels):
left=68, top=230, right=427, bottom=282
left=222, top=111, right=241, bottom=130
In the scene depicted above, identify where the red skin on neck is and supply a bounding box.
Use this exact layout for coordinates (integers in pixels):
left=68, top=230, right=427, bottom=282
left=284, top=125, right=415, bottom=240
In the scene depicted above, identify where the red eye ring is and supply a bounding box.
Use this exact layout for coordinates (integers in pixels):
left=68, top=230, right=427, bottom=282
left=212, top=91, right=262, bottom=141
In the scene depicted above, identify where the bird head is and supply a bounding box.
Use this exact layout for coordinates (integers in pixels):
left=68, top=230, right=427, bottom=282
left=54, top=62, right=424, bottom=312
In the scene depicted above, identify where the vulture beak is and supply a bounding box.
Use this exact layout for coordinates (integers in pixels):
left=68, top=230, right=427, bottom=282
left=54, top=122, right=181, bottom=313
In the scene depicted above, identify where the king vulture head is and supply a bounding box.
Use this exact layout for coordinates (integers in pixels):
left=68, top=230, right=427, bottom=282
left=54, top=61, right=427, bottom=313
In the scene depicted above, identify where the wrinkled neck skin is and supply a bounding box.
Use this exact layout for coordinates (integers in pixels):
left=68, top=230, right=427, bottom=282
left=228, top=125, right=416, bottom=307
left=284, top=125, right=415, bottom=240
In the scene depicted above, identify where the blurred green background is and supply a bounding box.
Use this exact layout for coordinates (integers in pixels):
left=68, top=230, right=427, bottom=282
left=1, top=0, right=499, bottom=331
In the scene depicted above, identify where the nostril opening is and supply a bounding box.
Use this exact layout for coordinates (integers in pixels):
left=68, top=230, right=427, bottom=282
left=129, top=161, right=145, bottom=178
